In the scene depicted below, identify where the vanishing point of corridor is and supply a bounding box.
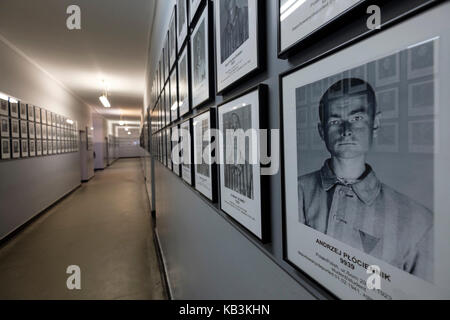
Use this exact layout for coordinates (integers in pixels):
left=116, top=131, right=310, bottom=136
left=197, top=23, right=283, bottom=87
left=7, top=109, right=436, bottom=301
left=0, top=159, right=165, bottom=300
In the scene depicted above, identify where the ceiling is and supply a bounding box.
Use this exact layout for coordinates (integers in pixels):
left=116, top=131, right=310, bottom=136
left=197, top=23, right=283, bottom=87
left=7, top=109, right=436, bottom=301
left=0, top=0, right=154, bottom=121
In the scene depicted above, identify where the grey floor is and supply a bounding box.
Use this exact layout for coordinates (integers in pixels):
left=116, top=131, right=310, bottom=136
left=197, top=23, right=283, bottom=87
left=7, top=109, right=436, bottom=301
left=0, top=158, right=166, bottom=300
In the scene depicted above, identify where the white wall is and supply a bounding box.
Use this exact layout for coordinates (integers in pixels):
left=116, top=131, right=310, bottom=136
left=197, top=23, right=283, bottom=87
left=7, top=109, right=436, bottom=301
left=0, top=36, right=93, bottom=240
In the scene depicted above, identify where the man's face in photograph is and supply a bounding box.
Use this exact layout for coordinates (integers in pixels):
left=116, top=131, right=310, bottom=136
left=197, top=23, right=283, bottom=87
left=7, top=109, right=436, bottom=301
left=319, top=93, right=378, bottom=160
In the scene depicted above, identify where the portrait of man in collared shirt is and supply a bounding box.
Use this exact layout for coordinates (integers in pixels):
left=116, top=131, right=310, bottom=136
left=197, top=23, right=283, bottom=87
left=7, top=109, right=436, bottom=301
left=298, top=77, right=434, bottom=282
left=220, top=0, right=249, bottom=63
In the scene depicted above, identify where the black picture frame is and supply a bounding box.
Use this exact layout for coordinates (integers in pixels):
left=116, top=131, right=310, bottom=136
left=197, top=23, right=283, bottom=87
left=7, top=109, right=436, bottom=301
left=180, top=118, right=194, bottom=186
left=177, top=0, right=189, bottom=53
left=277, top=0, right=441, bottom=60
left=214, top=0, right=265, bottom=95
left=190, top=1, right=214, bottom=109
left=169, top=5, right=178, bottom=72
left=169, top=65, right=180, bottom=123
left=217, top=83, right=270, bottom=243
left=189, top=0, right=205, bottom=27
left=172, top=124, right=181, bottom=177
left=177, top=42, right=191, bottom=117
left=192, top=107, right=218, bottom=203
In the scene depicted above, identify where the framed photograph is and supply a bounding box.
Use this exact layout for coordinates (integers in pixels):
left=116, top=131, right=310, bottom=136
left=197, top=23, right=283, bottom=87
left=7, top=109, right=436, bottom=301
left=35, top=106, right=41, bottom=123
left=193, top=108, right=217, bottom=202
left=217, top=84, right=269, bottom=242
left=48, top=140, right=53, bottom=155
left=278, top=0, right=364, bottom=57
left=46, top=110, right=51, bottom=125
left=408, top=80, right=437, bottom=116
left=19, top=102, right=27, bottom=120
left=1, top=116, right=10, bottom=138
left=21, top=139, right=28, bottom=157
left=0, top=97, right=8, bottom=116
left=165, top=32, right=170, bottom=82
left=51, top=112, right=56, bottom=127
left=10, top=119, right=19, bottom=138
left=12, top=139, right=20, bottom=158
left=29, top=139, right=36, bottom=157
left=170, top=67, right=179, bottom=122
left=189, top=0, right=204, bottom=25
left=41, top=108, right=47, bottom=124
left=28, top=105, right=35, bottom=122
left=178, top=45, right=191, bottom=117
left=172, top=125, right=181, bottom=176
left=408, top=39, right=438, bottom=80
left=166, top=127, right=173, bottom=170
left=169, top=6, right=177, bottom=71
left=164, top=85, right=171, bottom=125
left=35, top=123, right=41, bottom=139
left=161, top=87, right=167, bottom=127
left=215, top=0, right=262, bottom=94
left=10, top=100, right=19, bottom=118
left=190, top=3, right=213, bottom=108
left=280, top=5, right=448, bottom=299
left=177, top=0, right=188, bottom=52
left=159, top=54, right=164, bottom=92
left=20, top=120, right=28, bottom=138
left=180, top=119, right=193, bottom=185
left=1, top=138, right=10, bottom=160
left=42, top=139, right=48, bottom=156
left=28, top=122, right=35, bottom=139
left=36, top=139, right=42, bottom=156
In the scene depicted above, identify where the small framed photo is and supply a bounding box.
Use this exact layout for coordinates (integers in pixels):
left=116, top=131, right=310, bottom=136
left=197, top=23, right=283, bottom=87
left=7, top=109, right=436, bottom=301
left=35, top=123, right=42, bottom=139
left=19, top=102, right=27, bottom=120
left=217, top=84, right=269, bottom=242
left=36, top=139, right=42, bottom=156
left=47, top=110, right=52, bottom=125
left=161, top=87, right=167, bottom=127
left=408, top=120, right=437, bottom=154
left=166, top=127, right=172, bottom=170
left=408, top=39, right=437, bottom=80
left=215, top=0, right=262, bottom=94
left=12, top=139, right=20, bottom=158
left=376, top=87, right=400, bottom=119
left=53, top=140, right=57, bottom=154
left=0, top=97, right=9, bottom=116
left=169, top=6, right=177, bottom=70
left=11, top=118, right=20, bottom=138
left=56, top=115, right=61, bottom=128
left=51, top=112, right=56, bottom=127
left=164, top=32, right=170, bottom=82
left=180, top=119, right=193, bottom=185
left=29, top=139, right=36, bottom=157
left=408, top=80, right=436, bottom=116
left=177, top=0, right=188, bottom=52
left=41, top=108, right=47, bottom=124
left=28, top=105, right=35, bottom=122
left=170, top=67, right=179, bottom=122
left=57, top=140, right=61, bottom=154
left=373, top=122, right=399, bottom=153
left=20, top=120, right=28, bottom=138
left=21, top=139, right=28, bottom=157
left=178, top=44, right=191, bottom=116
left=10, top=100, right=19, bottom=118
left=35, top=106, right=41, bottom=123
left=164, top=85, right=171, bottom=125
left=1, top=116, right=10, bottom=138
left=172, top=125, right=181, bottom=176
left=42, top=140, right=48, bottom=156
left=42, top=125, right=47, bottom=139
left=193, top=108, right=217, bottom=202
left=190, top=3, right=213, bottom=108
left=375, top=52, right=400, bottom=87
left=1, top=138, right=10, bottom=160
left=28, top=122, right=35, bottom=139
left=48, top=140, right=53, bottom=155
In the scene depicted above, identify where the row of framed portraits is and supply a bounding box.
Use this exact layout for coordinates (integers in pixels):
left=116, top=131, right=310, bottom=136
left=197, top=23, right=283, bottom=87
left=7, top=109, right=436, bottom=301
left=150, top=0, right=263, bottom=121
left=151, top=85, right=270, bottom=243
left=1, top=138, right=79, bottom=160
left=147, top=0, right=448, bottom=300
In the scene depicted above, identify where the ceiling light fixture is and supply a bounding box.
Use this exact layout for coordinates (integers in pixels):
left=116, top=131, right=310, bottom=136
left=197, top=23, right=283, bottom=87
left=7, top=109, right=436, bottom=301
left=99, top=80, right=111, bottom=108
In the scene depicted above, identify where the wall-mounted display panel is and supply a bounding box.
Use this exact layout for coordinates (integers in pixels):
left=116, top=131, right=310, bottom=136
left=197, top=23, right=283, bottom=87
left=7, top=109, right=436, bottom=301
left=281, top=4, right=449, bottom=299
left=218, top=84, right=269, bottom=242
left=0, top=97, right=8, bottom=116
left=190, top=3, right=213, bottom=108
left=214, top=0, right=262, bottom=94
left=177, top=0, right=188, bottom=52
left=10, top=100, right=19, bottom=118
left=172, top=125, right=181, bottom=176
left=169, top=6, right=177, bottom=71
left=19, top=102, right=27, bottom=120
left=0, top=116, right=10, bottom=138
left=193, top=108, right=217, bottom=202
left=178, top=45, right=190, bottom=117
left=1, top=138, right=10, bottom=160
left=170, top=67, right=179, bottom=122
left=180, top=119, right=193, bottom=185
left=11, top=119, right=19, bottom=138
left=21, top=139, right=28, bottom=158
left=11, top=139, right=20, bottom=158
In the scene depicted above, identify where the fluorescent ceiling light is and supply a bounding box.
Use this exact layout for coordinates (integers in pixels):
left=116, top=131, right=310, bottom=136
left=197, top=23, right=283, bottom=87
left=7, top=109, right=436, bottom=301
left=66, top=119, right=74, bottom=124
left=9, top=98, right=18, bottom=103
left=99, top=95, right=111, bottom=108
left=0, top=93, right=9, bottom=101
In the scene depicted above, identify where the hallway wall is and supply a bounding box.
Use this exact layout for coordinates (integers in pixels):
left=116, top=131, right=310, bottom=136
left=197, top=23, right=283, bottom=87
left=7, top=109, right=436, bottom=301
left=143, top=0, right=324, bottom=299
left=0, top=35, right=93, bottom=240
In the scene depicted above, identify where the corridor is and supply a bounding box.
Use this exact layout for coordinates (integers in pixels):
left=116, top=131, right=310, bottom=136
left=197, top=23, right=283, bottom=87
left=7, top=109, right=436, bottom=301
left=0, top=159, right=165, bottom=300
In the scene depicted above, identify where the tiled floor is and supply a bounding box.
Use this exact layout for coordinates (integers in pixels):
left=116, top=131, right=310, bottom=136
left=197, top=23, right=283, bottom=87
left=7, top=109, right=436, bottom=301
left=0, top=158, right=166, bottom=300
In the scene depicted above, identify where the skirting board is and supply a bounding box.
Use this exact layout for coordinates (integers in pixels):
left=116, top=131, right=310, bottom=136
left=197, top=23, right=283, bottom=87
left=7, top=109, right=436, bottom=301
left=154, top=228, right=173, bottom=300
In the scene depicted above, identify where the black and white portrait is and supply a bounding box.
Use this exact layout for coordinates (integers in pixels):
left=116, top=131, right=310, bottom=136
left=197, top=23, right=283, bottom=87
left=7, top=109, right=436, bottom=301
left=11, top=119, right=19, bottom=138
left=282, top=36, right=440, bottom=298
left=169, top=7, right=177, bottom=69
left=21, top=139, right=28, bottom=157
left=177, top=0, right=188, bottom=50
left=193, top=20, right=206, bottom=85
left=0, top=98, right=8, bottom=116
left=1, top=117, right=9, bottom=138
left=28, top=105, right=35, bottom=122
left=196, top=118, right=210, bottom=178
left=222, top=105, right=254, bottom=200
left=1, top=139, right=10, bottom=160
left=181, top=120, right=192, bottom=185
left=12, top=139, right=20, bottom=158
left=178, top=46, right=190, bottom=116
left=20, top=103, right=27, bottom=119
left=170, top=69, right=178, bottom=122
left=29, top=139, right=36, bottom=156
left=220, top=0, right=249, bottom=63
left=215, top=0, right=259, bottom=93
